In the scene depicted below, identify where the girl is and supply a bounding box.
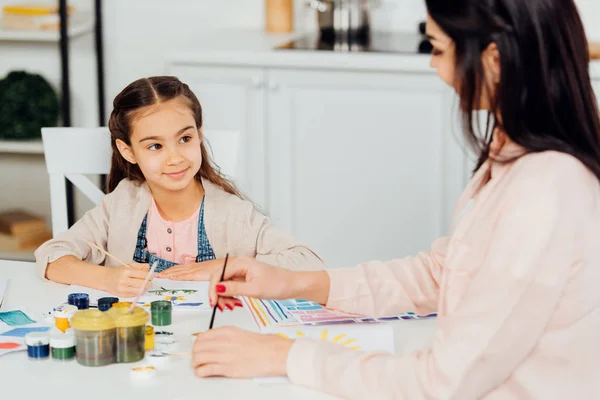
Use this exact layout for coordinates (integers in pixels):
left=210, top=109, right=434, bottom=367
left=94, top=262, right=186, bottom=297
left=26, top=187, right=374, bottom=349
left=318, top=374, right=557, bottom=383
left=191, top=0, right=600, bottom=398
left=35, top=76, right=324, bottom=299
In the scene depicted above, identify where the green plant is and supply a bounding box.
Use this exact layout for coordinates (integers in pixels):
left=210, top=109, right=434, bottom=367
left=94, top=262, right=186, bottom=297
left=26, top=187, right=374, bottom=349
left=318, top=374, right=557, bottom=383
left=0, top=70, right=60, bottom=140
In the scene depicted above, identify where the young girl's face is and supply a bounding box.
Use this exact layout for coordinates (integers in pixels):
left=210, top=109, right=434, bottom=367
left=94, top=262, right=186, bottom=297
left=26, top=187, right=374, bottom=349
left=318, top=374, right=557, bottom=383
left=117, top=96, right=202, bottom=192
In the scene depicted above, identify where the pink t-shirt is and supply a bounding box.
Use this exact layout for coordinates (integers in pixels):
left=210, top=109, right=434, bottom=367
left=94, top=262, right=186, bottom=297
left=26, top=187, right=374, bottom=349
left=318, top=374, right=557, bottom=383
left=146, top=199, right=199, bottom=265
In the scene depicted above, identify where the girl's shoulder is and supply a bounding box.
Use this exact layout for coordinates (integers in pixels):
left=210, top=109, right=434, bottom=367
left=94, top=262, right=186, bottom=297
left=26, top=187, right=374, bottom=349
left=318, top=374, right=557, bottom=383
left=106, top=178, right=151, bottom=206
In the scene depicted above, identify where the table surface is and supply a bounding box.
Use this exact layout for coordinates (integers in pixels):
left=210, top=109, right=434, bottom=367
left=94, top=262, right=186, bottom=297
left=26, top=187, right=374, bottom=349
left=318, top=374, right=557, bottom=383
left=0, top=260, right=436, bottom=400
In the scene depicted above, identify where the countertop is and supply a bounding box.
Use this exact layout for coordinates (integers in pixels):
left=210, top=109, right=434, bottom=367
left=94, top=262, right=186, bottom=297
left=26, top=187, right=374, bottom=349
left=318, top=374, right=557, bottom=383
left=166, top=29, right=600, bottom=79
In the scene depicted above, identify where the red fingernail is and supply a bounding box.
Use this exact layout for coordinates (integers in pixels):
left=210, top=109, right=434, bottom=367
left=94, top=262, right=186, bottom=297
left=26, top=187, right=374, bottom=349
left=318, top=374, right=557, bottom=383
left=226, top=304, right=233, bottom=310
left=218, top=304, right=223, bottom=312
left=235, top=301, right=243, bottom=307
left=209, top=300, right=213, bottom=307
left=216, top=284, right=226, bottom=293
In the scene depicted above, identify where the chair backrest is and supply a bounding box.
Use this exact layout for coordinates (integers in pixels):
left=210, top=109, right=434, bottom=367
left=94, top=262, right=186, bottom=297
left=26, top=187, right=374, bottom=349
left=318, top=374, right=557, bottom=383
left=41, top=127, right=240, bottom=236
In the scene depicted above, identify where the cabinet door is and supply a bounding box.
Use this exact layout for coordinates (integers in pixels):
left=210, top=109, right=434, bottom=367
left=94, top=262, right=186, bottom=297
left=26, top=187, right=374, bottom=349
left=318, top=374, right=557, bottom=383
left=267, top=69, right=467, bottom=267
left=166, top=64, right=268, bottom=210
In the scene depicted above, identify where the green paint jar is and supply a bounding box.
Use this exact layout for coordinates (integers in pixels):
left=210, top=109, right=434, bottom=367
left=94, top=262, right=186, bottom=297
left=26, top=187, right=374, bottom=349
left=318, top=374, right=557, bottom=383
left=151, top=301, right=172, bottom=326
left=50, top=332, right=76, bottom=360
left=107, top=306, right=149, bottom=363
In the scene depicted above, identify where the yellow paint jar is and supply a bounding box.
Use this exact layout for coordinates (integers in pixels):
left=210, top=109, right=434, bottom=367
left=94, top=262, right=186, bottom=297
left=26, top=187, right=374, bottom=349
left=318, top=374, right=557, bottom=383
left=70, top=309, right=116, bottom=367
left=53, top=304, right=78, bottom=333
left=144, top=325, right=154, bottom=351
left=107, top=306, right=149, bottom=363
left=112, top=302, right=132, bottom=308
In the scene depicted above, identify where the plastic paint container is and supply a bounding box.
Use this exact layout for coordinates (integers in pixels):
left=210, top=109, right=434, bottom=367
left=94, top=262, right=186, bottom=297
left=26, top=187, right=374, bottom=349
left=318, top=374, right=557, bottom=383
left=112, top=302, right=132, bottom=308
left=107, top=306, right=149, bottom=363
left=67, top=293, right=90, bottom=310
left=50, top=332, right=76, bottom=361
left=25, top=332, right=50, bottom=360
left=98, top=297, right=119, bottom=312
left=150, top=300, right=172, bottom=326
left=144, top=326, right=154, bottom=351
left=70, top=309, right=116, bottom=367
left=53, top=304, right=78, bottom=332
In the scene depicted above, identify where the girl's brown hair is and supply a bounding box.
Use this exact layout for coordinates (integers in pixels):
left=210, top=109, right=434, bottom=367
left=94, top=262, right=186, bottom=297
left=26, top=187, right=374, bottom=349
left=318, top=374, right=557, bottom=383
left=106, top=76, right=243, bottom=197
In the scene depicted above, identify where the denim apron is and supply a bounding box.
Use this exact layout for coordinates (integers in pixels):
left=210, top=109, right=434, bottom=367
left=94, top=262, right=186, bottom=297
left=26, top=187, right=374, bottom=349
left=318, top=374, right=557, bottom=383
left=132, top=197, right=215, bottom=273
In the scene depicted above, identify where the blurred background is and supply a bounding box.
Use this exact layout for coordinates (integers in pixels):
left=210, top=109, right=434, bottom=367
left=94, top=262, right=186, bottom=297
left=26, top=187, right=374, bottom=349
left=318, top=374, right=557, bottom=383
left=0, top=0, right=599, bottom=266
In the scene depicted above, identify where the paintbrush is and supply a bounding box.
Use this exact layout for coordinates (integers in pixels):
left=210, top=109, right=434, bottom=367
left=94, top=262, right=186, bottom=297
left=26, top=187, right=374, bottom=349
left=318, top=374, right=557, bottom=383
left=128, top=261, right=158, bottom=313
left=208, top=253, right=229, bottom=330
left=87, top=241, right=165, bottom=290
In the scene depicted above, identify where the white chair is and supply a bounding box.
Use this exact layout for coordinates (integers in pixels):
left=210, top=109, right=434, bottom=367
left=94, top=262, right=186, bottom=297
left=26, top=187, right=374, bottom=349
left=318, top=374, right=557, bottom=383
left=42, top=127, right=240, bottom=236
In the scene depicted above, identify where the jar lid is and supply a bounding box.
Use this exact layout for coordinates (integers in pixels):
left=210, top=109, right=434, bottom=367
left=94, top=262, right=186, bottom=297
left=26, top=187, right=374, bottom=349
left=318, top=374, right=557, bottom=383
left=106, top=305, right=149, bottom=327
left=50, top=332, right=76, bottom=348
left=70, top=309, right=116, bottom=331
left=25, top=332, right=50, bottom=346
left=54, top=304, right=78, bottom=319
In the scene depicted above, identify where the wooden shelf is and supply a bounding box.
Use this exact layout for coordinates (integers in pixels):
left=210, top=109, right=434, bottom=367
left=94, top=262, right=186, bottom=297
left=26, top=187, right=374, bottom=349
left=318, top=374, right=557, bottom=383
left=0, top=251, right=35, bottom=262
left=0, top=139, right=44, bottom=154
left=0, top=13, right=93, bottom=42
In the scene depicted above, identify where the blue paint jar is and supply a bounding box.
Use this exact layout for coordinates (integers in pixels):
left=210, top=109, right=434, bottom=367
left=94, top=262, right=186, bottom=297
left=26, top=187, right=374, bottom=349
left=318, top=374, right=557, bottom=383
left=98, top=297, right=119, bottom=312
left=68, top=293, right=90, bottom=310
left=25, top=332, right=50, bottom=360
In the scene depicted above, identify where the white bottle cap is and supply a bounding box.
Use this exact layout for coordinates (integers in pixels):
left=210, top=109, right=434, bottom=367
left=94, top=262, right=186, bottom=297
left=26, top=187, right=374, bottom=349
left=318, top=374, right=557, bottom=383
left=25, top=332, right=50, bottom=346
left=49, top=332, right=76, bottom=349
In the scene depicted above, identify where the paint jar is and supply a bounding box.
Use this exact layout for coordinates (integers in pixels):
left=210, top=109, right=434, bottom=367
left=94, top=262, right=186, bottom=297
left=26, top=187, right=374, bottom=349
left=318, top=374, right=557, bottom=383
left=50, top=332, right=76, bottom=361
left=53, top=304, right=78, bottom=332
left=68, top=293, right=90, bottom=310
left=98, top=297, right=119, bottom=312
left=107, top=306, right=149, bottom=363
left=70, top=309, right=116, bottom=367
left=25, top=332, right=50, bottom=360
left=112, top=302, right=132, bottom=308
left=151, top=301, right=172, bottom=326
left=144, top=326, right=154, bottom=351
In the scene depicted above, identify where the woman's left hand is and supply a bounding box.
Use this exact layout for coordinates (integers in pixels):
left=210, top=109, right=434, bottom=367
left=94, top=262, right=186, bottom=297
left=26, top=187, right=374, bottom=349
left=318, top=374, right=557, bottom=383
left=156, top=258, right=233, bottom=281
left=192, top=326, right=293, bottom=378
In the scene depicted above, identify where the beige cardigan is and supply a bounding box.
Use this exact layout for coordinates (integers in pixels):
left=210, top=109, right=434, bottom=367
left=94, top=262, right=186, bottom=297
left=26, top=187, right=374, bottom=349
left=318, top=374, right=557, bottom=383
left=35, top=178, right=324, bottom=279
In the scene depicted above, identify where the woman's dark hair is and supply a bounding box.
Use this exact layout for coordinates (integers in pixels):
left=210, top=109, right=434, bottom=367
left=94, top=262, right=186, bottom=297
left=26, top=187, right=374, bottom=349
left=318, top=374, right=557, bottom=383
left=426, top=0, right=600, bottom=180
left=106, top=76, right=243, bottom=197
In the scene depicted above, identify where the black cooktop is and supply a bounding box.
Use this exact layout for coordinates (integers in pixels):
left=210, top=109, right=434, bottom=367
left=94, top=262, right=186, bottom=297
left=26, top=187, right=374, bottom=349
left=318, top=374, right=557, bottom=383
left=276, top=31, right=432, bottom=55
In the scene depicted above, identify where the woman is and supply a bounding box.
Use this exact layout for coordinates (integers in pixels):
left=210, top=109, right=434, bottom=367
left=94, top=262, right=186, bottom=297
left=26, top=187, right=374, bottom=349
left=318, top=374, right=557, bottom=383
left=191, top=0, right=600, bottom=398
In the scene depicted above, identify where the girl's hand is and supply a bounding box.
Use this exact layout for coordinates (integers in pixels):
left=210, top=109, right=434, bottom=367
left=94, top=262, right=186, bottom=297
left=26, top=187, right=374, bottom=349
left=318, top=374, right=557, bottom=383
left=156, top=258, right=231, bottom=281
left=192, top=326, right=293, bottom=378
left=101, top=264, right=154, bottom=297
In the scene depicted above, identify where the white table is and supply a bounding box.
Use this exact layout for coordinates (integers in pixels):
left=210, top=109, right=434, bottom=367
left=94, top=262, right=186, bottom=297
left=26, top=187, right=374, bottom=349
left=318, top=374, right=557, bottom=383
left=0, top=260, right=436, bottom=400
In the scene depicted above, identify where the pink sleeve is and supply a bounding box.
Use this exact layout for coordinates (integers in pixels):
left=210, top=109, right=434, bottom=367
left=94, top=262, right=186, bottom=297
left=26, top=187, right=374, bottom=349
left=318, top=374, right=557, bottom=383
left=287, top=167, right=579, bottom=399
left=325, top=236, right=449, bottom=317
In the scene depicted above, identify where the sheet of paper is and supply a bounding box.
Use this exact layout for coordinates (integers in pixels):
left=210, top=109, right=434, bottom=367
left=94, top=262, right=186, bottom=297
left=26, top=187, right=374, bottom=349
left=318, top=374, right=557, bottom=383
left=0, top=336, right=26, bottom=357
left=64, top=280, right=211, bottom=311
left=255, top=324, right=395, bottom=384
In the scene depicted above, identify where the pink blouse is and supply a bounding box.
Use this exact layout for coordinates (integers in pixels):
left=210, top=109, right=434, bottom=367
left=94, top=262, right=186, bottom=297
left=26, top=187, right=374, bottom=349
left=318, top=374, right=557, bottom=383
left=146, top=199, right=199, bottom=264
left=286, top=142, right=600, bottom=399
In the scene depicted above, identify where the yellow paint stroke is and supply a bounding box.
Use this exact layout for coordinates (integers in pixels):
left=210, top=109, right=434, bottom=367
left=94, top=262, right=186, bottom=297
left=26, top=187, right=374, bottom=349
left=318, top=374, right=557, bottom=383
left=251, top=298, right=271, bottom=327
left=320, top=330, right=328, bottom=340
left=277, top=333, right=290, bottom=339
left=348, top=346, right=361, bottom=351
left=332, top=334, right=346, bottom=343
left=296, top=331, right=305, bottom=337
left=340, top=339, right=356, bottom=346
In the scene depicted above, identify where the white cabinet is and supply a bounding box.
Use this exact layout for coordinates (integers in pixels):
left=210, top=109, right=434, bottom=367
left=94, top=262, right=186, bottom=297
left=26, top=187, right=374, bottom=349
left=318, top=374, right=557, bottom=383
left=167, top=62, right=467, bottom=267
left=593, top=79, right=600, bottom=106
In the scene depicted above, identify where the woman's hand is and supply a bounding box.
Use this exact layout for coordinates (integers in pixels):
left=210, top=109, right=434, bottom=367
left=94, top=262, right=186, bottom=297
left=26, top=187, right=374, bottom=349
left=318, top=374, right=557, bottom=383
left=156, top=258, right=231, bottom=281
left=101, top=263, right=154, bottom=297
left=207, top=256, right=331, bottom=310
left=192, top=326, right=293, bottom=378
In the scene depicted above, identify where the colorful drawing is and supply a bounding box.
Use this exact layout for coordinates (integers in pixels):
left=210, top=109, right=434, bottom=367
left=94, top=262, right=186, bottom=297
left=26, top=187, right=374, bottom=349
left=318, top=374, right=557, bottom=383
left=277, top=329, right=362, bottom=351
left=242, top=297, right=437, bottom=330
left=0, top=310, right=36, bottom=327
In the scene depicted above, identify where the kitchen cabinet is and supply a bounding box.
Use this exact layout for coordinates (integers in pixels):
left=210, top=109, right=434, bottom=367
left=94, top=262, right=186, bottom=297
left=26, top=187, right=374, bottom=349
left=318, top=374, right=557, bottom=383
left=167, top=62, right=468, bottom=267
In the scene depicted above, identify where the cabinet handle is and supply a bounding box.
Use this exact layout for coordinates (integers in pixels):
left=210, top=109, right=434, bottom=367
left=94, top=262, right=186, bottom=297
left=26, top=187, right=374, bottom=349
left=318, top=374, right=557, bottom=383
left=251, top=76, right=263, bottom=89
